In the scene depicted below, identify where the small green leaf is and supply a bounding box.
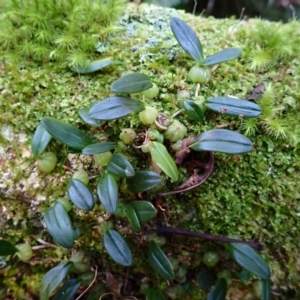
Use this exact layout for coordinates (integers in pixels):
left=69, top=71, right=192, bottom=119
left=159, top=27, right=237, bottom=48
left=70, top=58, right=117, bottom=74
left=31, top=124, right=52, bottom=158
left=207, top=278, right=227, bottom=300
left=170, top=17, right=204, bottom=62
left=107, top=153, right=135, bottom=178
left=126, top=171, right=162, bottom=193
left=205, top=97, right=261, bottom=117
left=229, top=243, right=271, bottom=279
left=196, top=269, right=216, bottom=290
left=52, top=279, right=80, bottom=300
left=0, top=240, right=18, bottom=256
left=189, top=129, right=253, bottom=154
left=111, top=72, right=152, bottom=93
left=104, top=229, right=133, bottom=266
left=78, top=106, right=102, bottom=127
left=146, top=288, right=165, bottom=300
left=261, top=279, right=271, bottom=300
left=82, top=142, right=117, bottom=155
left=124, top=204, right=142, bottom=232
left=67, top=179, right=94, bottom=211
left=97, top=174, right=118, bottom=214
left=39, top=261, right=72, bottom=300
left=89, top=96, right=144, bottom=121
left=44, top=202, right=75, bottom=248
left=204, top=48, right=242, bottom=66
left=183, top=99, right=204, bottom=121
left=148, top=241, right=174, bottom=280
left=132, top=201, right=157, bottom=223
left=42, top=117, right=95, bottom=150
left=149, top=142, right=179, bottom=181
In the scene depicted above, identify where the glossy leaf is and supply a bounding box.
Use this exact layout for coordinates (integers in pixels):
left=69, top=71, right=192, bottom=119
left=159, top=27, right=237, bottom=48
left=89, top=96, right=144, bottom=121
left=104, top=229, right=133, bottom=266
left=132, top=201, right=157, bottom=223
left=78, top=106, right=102, bottom=127
left=146, top=288, right=164, bottom=300
left=39, top=261, right=72, bottom=300
left=183, top=99, right=204, bottom=121
left=148, top=241, right=174, bottom=280
left=189, top=129, right=253, bottom=154
left=31, top=123, right=52, bottom=157
left=44, top=202, right=75, bottom=248
left=170, top=17, right=204, bottom=62
left=97, top=174, right=118, bottom=214
left=261, top=279, right=271, bottom=300
left=207, top=278, right=227, bottom=300
left=111, top=72, right=152, bottom=93
left=107, top=153, right=135, bottom=178
left=0, top=240, right=18, bottom=256
left=67, top=179, right=94, bottom=211
left=82, top=142, right=117, bottom=155
left=229, top=243, right=271, bottom=279
left=205, top=97, right=261, bottom=117
left=204, top=48, right=242, bottom=66
left=42, top=117, right=95, bottom=150
left=149, top=142, right=179, bottom=181
left=70, top=58, right=117, bottom=74
left=124, top=204, right=142, bottom=232
left=52, top=279, right=80, bottom=300
left=126, top=171, right=162, bottom=193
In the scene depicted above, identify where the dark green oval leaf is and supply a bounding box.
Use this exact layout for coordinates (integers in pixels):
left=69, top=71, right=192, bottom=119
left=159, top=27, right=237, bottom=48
left=52, top=279, right=80, bottom=300
left=205, top=97, right=261, bottom=117
left=39, top=261, right=72, bottom=300
left=126, top=171, right=162, bottom=193
left=42, top=117, right=95, bottom=150
left=111, top=72, right=152, bottom=93
left=78, top=106, right=102, bottom=127
left=189, top=129, right=253, bottom=154
left=183, top=99, right=204, bottom=121
left=204, top=48, right=242, bottom=66
left=207, top=278, right=227, bottom=300
left=229, top=243, right=271, bottom=279
left=31, top=123, right=52, bottom=158
left=124, top=204, right=141, bottom=233
left=107, top=153, right=135, bottom=178
left=82, top=142, right=117, bottom=155
left=146, top=288, right=165, bottom=300
left=170, top=17, right=204, bottom=63
left=262, top=279, right=271, bottom=300
left=97, top=174, right=118, bottom=214
left=67, top=179, right=94, bottom=211
left=196, top=269, right=216, bottom=290
left=104, top=229, right=133, bottom=266
left=70, top=58, right=117, bottom=74
left=148, top=241, right=174, bottom=280
left=132, top=201, right=157, bottom=223
left=44, top=202, right=75, bottom=248
left=0, top=240, right=18, bottom=256
left=149, top=142, right=179, bottom=181
left=89, top=96, right=144, bottom=121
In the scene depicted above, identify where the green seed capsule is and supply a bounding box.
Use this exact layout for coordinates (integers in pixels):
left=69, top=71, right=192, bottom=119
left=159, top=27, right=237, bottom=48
left=141, top=83, right=159, bottom=99
left=16, top=243, right=33, bottom=261
left=164, top=120, right=187, bottom=142
left=217, top=269, right=232, bottom=286
left=139, top=106, right=158, bottom=125
left=70, top=251, right=91, bottom=274
left=94, top=151, right=112, bottom=167
left=147, top=233, right=166, bottom=247
left=203, top=251, right=220, bottom=267
left=72, top=169, right=89, bottom=185
left=119, top=128, right=137, bottom=145
left=188, top=65, right=211, bottom=83
left=57, top=197, right=72, bottom=212
left=37, top=152, right=57, bottom=173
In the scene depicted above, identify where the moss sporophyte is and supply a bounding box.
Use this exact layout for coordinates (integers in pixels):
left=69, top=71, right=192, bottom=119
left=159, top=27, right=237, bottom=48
left=1, top=2, right=300, bottom=299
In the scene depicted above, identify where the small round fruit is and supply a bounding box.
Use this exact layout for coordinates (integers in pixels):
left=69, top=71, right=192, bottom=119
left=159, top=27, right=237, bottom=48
left=72, top=169, right=89, bottom=185
left=119, top=128, right=137, bottom=145
left=139, top=106, right=158, bottom=125
left=203, top=251, right=220, bottom=267
left=217, top=269, right=232, bottom=286
left=188, top=65, right=211, bottom=83
left=164, top=120, right=187, bottom=142
left=177, top=90, right=191, bottom=101
left=57, top=197, right=72, bottom=212
left=16, top=243, right=33, bottom=261
left=94, top=151, right=112, bottom=167
left=171, top=140, right=183, bottom=152
left=38, top=152, right=57, bottom=173
left=142, top=83, right=159, bottom=99
left=169, top=257, right=179, bottom=272
left=78, top=271, right=95, bottom=287
left=141, top=143, right=150, bottom=153
left=147, top=233, right=166, bottom=247
left=252, top=280, right=262, bottom=297
left=70, top=251, right=91, bottom=274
